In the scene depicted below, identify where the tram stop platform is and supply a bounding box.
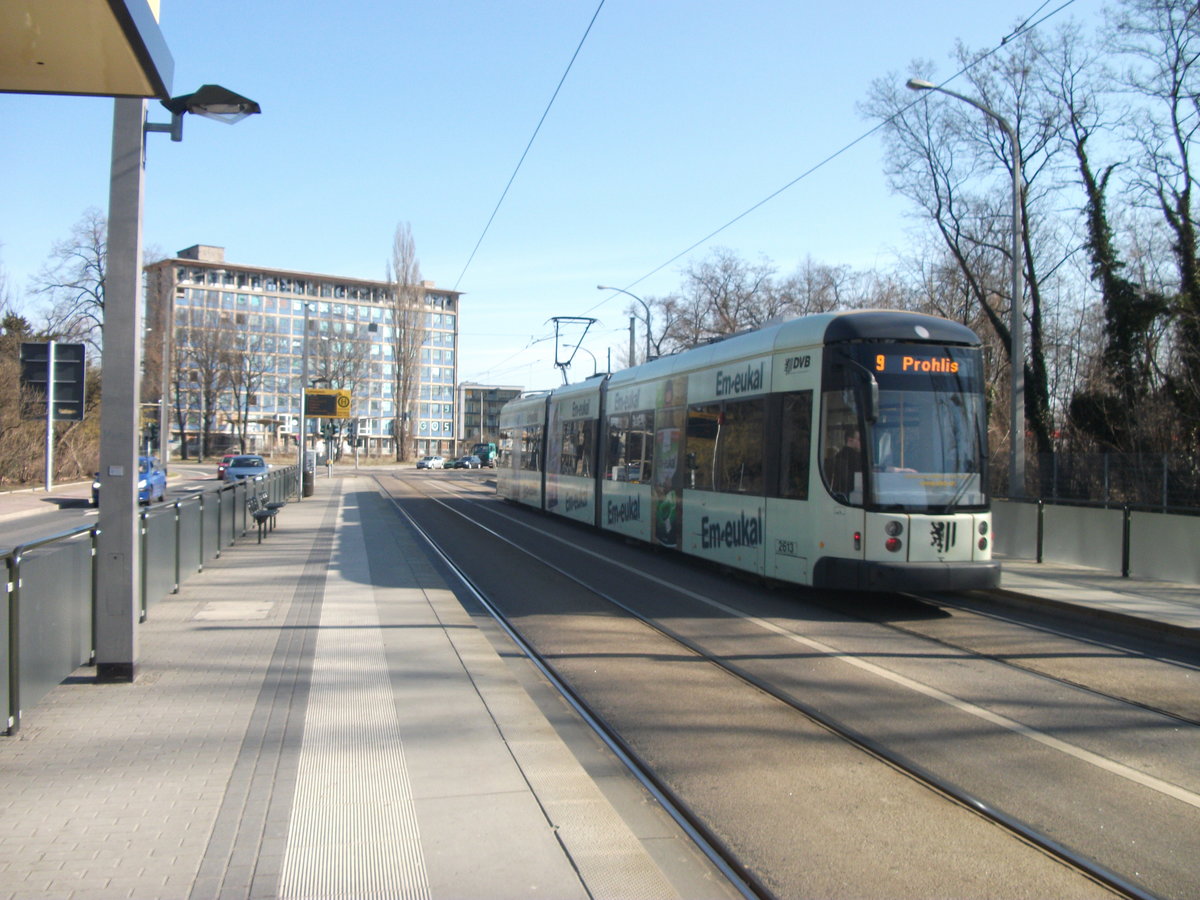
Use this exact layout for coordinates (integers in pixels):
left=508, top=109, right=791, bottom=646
left=1, top=473, right=1198, bottom=900
left=0, top=475, right=724, bottom=900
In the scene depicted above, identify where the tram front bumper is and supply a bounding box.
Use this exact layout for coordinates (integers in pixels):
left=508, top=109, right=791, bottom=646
left=813, top=557, right=1001, bottom=593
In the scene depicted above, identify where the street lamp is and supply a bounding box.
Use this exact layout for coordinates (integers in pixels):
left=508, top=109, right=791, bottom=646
left=147, top=84, right=261, bottom=142
left=97, top=85, right=260, bottom=683
left=906, top=78, right=1025, bottom=498
left=597, top=285, right=652, bottom=365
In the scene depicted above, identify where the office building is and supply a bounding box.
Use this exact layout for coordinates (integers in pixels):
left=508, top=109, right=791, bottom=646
left=144, top=245, right=462, bottom=459
left=456, top=383, right=523, bottom=454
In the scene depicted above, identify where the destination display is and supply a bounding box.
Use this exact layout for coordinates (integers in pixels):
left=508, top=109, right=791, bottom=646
left=852, top=344, right=982, bottom=389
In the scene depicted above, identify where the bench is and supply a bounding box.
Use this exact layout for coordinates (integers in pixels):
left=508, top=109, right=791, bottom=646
left=262, top=491, right=287, bottom=519
left=247, top=494, right=277, bottom=543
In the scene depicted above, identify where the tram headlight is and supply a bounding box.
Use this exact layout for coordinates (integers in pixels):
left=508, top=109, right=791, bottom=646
left=978, top=521, right=989, bottom=535
left=884, top=520, right=904, bottom=537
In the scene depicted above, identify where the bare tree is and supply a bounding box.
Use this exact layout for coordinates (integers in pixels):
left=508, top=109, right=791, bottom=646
left=224, top=330, right=268, bottom=453
left=388, top=223, right=427, bottom=461
left=1108, top=0, right=1200, bottom=435
left=864, top=33, right=1067, bottom=464
left=173, top=306, right=230, bottom=460
left=777, top=256, right=859, bottom=316
left=32, top=208, right=107, bottom=354
left=687, top=248, right=776, bottom=336
left=170, top=335, right=192, bottom=460
left=1031, top=22, right=1171, bottom=450
left=655, top=248, right=778, bottom=352
left=304, top=325, right=371, bottom=460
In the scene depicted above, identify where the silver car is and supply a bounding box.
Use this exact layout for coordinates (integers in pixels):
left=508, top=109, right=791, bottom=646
left=223, top=454, right=269, bottom=481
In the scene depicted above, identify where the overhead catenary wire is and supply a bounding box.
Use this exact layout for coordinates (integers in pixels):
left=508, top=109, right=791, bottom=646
left=452, top=0, right=607, bottom=292
left=586, top=0, right=1080, bottom=313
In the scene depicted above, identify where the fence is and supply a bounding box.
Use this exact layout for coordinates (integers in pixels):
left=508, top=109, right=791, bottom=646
left=3, top=466, right=298, bottom=735
left=992, top=498, right=1200, bottom=584
left=993, top=452, right=1200, bottom=512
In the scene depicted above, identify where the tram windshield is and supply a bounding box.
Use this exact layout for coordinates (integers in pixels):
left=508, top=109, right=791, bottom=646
left=821, top=343, right=987, bottom=512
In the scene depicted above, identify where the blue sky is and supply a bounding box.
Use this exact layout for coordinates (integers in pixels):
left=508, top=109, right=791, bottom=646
left=1, top=0, right=1102, bottom=391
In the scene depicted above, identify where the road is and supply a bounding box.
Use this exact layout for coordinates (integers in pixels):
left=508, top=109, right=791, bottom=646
left=0, top=462, right=217, bottom=551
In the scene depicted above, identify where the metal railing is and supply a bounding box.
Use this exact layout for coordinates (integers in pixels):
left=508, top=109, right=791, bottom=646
left=994, top=451, right=1200, bottom=512
left=3, top=466, right=299, bottom=735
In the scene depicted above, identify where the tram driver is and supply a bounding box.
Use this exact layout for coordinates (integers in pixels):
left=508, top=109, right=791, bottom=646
left=830, top=427, right=862, bottom=497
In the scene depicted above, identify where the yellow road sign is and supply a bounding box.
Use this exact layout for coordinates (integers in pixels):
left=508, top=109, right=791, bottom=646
left=305, top=388, right=352, bottom=418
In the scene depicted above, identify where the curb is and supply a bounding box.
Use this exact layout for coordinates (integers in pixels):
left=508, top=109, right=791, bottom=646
left=981, top=586, right=1200, bottom=650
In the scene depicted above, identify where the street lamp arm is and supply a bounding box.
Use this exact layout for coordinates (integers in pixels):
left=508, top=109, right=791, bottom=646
left=906, top=79, right=1015, bottom=143
left=597, top=284, right=648, bottom=314
left=906, top=76, right=1026, bottom=497
left=597, top=284, right=653, bottom=362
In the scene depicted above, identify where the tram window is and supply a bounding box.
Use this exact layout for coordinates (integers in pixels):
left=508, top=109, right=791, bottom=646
left=499, top=429, right=512, bottom=468
left=606, top=415, right=626, bottom=479
left=556, top=419, right=594, bottom=477
left=522, top=427, right=542, bottom=472
left=630, top=413, right=651, bottom=481
left=606, top=412, right=653, bottom=481
left=686, top=404, right=720, bottom=491
left=778, top=391, right=813, bottom=500
left=685, top=399, right=764, bottom=494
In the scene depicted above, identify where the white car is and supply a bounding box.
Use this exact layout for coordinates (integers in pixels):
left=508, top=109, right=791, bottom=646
left=417, top=456, right=444, bottom=469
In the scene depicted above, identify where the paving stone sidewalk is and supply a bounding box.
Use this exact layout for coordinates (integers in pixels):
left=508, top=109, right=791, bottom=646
left=0, top=485, right=334, bottom=900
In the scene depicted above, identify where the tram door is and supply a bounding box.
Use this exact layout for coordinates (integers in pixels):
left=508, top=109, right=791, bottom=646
left=769, top=391, right=818, bottom=585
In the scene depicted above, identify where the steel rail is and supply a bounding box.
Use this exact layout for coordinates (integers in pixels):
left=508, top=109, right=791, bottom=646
left=856, top=593, right=1200, bottom=729
left=392, top=475, right=1162, bottom=900
left=374, top=475, right=770, bottom=900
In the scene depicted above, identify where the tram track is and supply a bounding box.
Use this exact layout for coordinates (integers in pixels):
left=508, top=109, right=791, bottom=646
left=375, top=474, right=769, bottom=900
left=416, top=473, right=1200, bottom=729
left=848, top=593, right=1200, bottom=729
left=373, top=472, right=1200, bottom=899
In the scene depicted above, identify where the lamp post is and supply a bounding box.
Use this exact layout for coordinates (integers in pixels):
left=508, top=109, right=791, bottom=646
left=567, top=344, right=599, bottom=376
left=297, top=301, right=311, bottom=497
left=97, top=86, right=259, bottom=683
left=906, top=78, right=1025, bottom=498
left=597, top=285, right=652, bottom=365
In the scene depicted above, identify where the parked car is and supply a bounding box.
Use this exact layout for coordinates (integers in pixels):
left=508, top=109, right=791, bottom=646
left=217, top=454, right=238, bottom=480
left=416, top=456, right=445, bottom=469
left=447, top=455, right=482, bottom=469
left=91, top=456, right=167, bottom=506
left=223, top=454, right=270, bottom=481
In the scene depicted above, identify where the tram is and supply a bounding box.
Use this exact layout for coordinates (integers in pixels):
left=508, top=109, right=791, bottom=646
left=497, top=310, right=999, bottom=592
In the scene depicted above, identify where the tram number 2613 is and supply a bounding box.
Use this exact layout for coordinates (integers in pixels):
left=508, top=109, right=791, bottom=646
left=776, top=539, right=798, bottom=557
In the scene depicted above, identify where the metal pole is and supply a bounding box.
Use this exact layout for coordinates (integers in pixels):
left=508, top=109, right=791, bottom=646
left=1009, top=137, right=1025, bottom=498
left=95, top=97, right=146, bottom=683
left=159, top=277, right=174, bottom=465
left=44, top=340, right=55, bottom=492
left=297, top=302, right=309, bottom=499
